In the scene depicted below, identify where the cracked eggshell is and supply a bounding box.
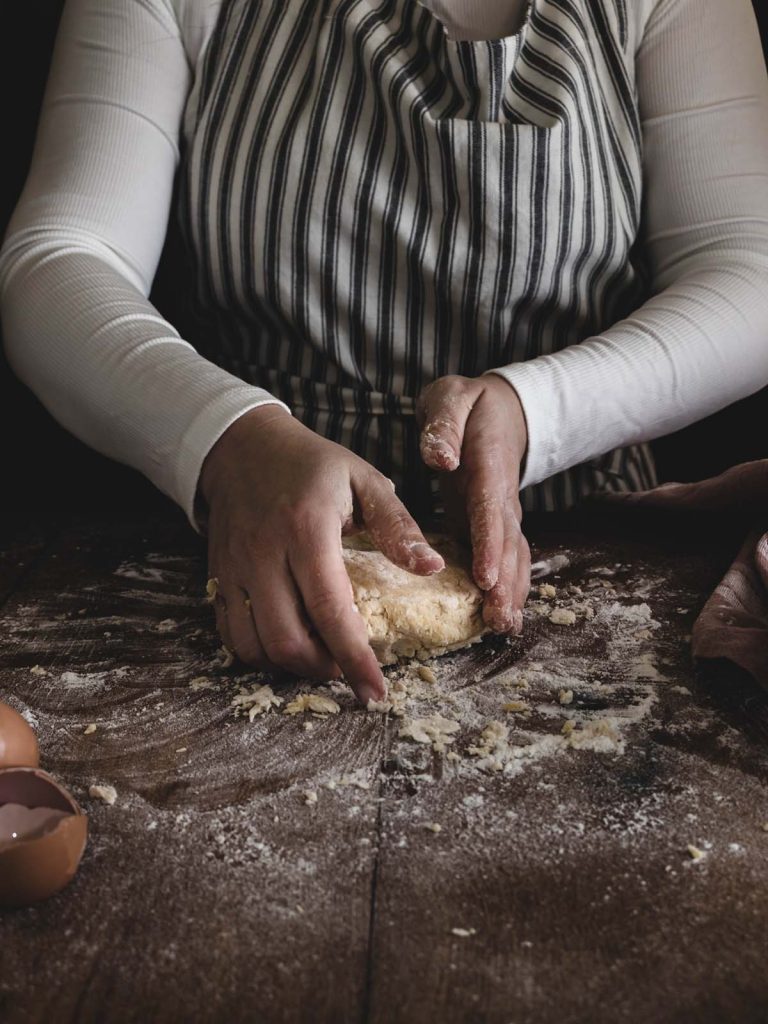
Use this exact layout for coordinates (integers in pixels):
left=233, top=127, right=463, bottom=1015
left=0, top=702, right=39, bottom=769
left=0, top=767, right=88, bottom=908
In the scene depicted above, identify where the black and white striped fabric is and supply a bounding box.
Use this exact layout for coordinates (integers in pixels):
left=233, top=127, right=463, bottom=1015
left=176, top=0, right=657, bottom=518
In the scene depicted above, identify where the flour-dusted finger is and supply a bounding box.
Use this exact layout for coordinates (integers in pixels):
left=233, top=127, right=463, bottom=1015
left=248, top=569, right=340, bottom=681
left=289, top=524, right=387, bottom=706
left=356, top=470, right=444, bottom=576
left=220, top=582, right=269, bottom=668
left=417, top=376, right=477, bottom=472
left=481, top=508, right=527, bottom=635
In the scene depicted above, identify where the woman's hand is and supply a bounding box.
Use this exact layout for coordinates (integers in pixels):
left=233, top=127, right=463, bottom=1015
left=198, top=406, right=445, bottom=705
left=416, top=374, right=530, bottom=634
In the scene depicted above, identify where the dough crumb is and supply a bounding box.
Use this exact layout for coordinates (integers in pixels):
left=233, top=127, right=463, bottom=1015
left=502, top=700, right=528, bottom=713
left=367, top=698, right=393, bottom=713
left=549, top=608, right=577, bottom=626
left=303, top=790, right=318, bottom=806
left=205, top=577, right=219, bottom=603
left=231, top=684, right=283, bottom=720
left=189, top=676, right=214, bottom=691
left=423, top=822, right=442, bottom=833
left=89, top=784, right=117, bottom=805
left=451, top=927, right=477, bottom=938
left=30, top=665, right=48, bottom=677
left=83, top=723, right=97, bottom=735
left=558, top=689, right=574, bottom=705
left=417, top=665, right=438, bottom=684
left=302, top=721, right=315, bottom=732
left=687, top=844, right=706, bottom=862
left=761, top=823, right=768, bottom=832
left=561, top=720, right=576, bottom=736
left=218, top=645, right=235, bottom=668
left=284, top=693, right=341, bottom=717
left=468, top=721, right=510, bottom=772
left=538, top=583, right=557, bottom=599
left=399, top=715, right=460, bottom=752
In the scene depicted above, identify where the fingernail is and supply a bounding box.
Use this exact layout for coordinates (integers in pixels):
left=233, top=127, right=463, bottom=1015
left=411, top=542, right=445, bottom=569
left=358, top=680, right=386, bottom=706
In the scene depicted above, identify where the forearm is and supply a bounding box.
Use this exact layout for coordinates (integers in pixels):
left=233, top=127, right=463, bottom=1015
left=488, top=253, right=768, bottom=489
left=0, top=239, right=287, bottom=530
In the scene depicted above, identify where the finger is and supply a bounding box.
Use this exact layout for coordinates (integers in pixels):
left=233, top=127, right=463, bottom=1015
left=220, top=582, right=270, bottom=668
left=465, top=468, right=505, bottom=591
left=356, top=471, right=445, bottom=576
left=461, top=403, right=511, bottom=590
left=482, top=512, right=529, bottom=635
left=289, top=525, right=387, bottom=706
left=417, top=377, right=476, bottom=472
left=251, top=569, right=341, bottom=681
left=208, top=559, right=236, bottom=654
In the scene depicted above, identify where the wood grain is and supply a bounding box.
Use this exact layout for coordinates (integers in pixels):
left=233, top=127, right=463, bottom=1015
left=1, top=508, right=767, bottom=1024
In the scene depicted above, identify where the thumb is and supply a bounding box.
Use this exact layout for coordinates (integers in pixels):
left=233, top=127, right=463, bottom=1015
left=416, top=377, right=477, bottom=472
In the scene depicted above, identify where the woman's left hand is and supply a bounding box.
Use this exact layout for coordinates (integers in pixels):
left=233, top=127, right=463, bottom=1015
left=416, top=374, right=530, bottom=634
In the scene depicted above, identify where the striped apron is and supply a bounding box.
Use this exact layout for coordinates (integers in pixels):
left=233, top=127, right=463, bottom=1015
left=176, top=0, right=657, bottom=519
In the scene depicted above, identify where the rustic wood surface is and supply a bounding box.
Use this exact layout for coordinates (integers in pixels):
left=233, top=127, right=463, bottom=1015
left=1, top=505, right=768, bottom=1024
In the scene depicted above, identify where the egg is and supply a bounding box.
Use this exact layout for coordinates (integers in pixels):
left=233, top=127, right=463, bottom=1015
left=0, top=702, right=40, bottom=769
left=0, top=767, right=88, bottom=907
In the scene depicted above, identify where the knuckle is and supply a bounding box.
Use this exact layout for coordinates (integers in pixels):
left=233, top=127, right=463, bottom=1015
left=263, top=635, right=307, bottom=670
left=308, top=588, right=347, bottom=630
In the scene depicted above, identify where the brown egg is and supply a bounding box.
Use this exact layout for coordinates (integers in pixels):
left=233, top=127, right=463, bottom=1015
left=0, top=702, right=40, bottom=769
left=0, top=767, right=88, bottom=907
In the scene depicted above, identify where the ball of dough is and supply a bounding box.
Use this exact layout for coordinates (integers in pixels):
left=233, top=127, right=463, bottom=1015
left=342, top=533, right=488, bottom=665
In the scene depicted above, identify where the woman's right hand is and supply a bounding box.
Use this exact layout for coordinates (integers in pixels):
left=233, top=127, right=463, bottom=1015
left=197, top=406, right=446, bottom=706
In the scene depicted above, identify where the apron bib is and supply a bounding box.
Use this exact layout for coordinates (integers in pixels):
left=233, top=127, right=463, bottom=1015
left=177, top=0, right=657, bottom=516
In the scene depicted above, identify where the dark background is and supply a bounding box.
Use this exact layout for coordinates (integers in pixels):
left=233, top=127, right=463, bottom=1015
left=1, top=1, right=767, bottom=531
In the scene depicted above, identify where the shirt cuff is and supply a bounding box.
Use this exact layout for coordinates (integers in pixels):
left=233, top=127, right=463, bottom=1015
left=175, top=390, right=292, bottom=535
left=484, top=363, right=560, bottom=491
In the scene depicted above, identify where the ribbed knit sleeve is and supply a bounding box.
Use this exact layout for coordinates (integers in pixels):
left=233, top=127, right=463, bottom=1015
left=488, top=0, right=768, bottom=490
left=0, top=0, right=289, bottom=532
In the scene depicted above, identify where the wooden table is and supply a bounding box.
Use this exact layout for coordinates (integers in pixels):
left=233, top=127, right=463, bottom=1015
left=1, top=503, right=767, bottom=1024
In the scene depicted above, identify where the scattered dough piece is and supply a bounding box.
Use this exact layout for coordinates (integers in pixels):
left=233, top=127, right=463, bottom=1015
left=302, top=721, right=315, bottom=732
left=231, top=684, right=283, bottom=720
left=367, top=699, right=393, bottom=713
left=417, top=665, right=438, bottom=685
left=399, top=714, right=460, bottom=752
left=89, top=784, right=117, bottom=805
left=30, top=665, right=48, bottom=677
left=468, top=721, right=511, bottom=772
left=558, top=689, right=574, bottom=705
left=687, top=845, right=706, bottom=862
left=549, top=608, right=577, bottom=626
left=503, top=701, right=528, bottom=713
left=83, top=723, right=97, bottom=735
left=303, top=790, right=318, bottom=806
left=205, top=577, right=219, bottom=603
left=175, top=747, right=187, bottom=754
left=423, top=822, right=442, bottom=833
left=762, top=823, right=768, bottom=832
left=538, top=583, right=557, bottom=600
left=343, top=533, right=488, bottom=664
left=218, top=645, right=235, bottom=668
left=284, top=693, right=341, bottom=717
left=189, top=676, right=214, bottom=691
left=561, top=720, right=576, bottom=736
left=451, top=927, right=477, bottom=938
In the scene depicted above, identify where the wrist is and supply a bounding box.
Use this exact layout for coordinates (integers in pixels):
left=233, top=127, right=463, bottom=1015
left=198, top=403, right=292, bottom=507
left=483, top=373, right=529, bottom=461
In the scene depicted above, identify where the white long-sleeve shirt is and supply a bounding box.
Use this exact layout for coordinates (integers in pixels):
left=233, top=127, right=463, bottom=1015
left=1, top=0, right=768, bottom=531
